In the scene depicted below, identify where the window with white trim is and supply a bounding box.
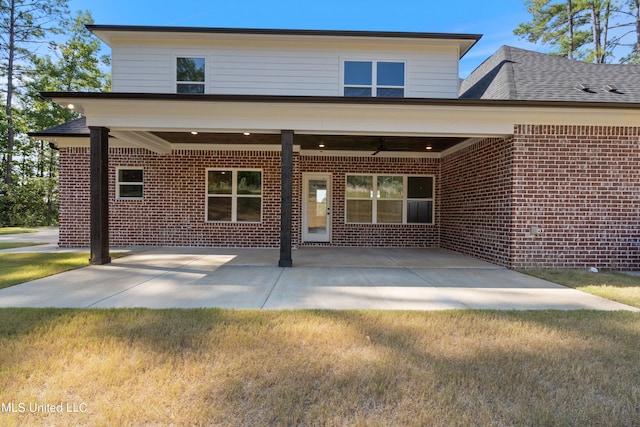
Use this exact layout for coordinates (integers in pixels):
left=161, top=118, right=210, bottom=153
left=344, top=60, right=405, bottom=97
left=176, top=57, right=205, bottom=94
left=116, top=168, right=143, bottom=200
left=206, top=169, right=262, bottom=222
left=345, top=174, right=433, bottom=224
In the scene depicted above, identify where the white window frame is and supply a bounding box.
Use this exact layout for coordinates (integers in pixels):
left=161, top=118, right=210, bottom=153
left=205, top=169, right=263, bottom=223
left=175, top=55, right=206, bottom=94
left=341, top=59, right=406, bottom=97
left=345, top=174, right=434, bottom=224
left=116, top=167, right=144, bottom=200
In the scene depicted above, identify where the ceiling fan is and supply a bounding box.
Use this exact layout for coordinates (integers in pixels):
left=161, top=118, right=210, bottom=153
left=371, top=138, right=412, bottom=156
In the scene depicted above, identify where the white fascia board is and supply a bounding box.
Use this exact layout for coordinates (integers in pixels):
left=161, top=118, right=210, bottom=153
left=74, top=98, right=640, bottom=138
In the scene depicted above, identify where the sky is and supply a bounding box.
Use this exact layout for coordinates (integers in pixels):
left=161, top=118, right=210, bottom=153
left=67, top=0, right=542, bottom=77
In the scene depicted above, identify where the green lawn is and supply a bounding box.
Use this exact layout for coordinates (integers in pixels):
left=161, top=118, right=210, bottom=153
left=0, top=252, right=90, bottom=289
left=524, top=269, right=640, bottom=308
left=0, top=309, right=638, bottom=426
left=0, top=227, right=37, bottom=235
left=0, top=242, right=48, bottom=250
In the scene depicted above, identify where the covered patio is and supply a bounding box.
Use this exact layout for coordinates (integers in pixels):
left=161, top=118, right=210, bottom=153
left=37, top=93, right=517, bottom=268
left=36, top=93, right=640, bottom=271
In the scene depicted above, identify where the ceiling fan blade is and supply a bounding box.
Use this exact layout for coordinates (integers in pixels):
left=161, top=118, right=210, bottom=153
left=372, top=138, right=385, bottom=155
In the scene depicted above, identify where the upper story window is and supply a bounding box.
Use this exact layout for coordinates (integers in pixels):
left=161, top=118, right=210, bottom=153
left=344, top=60, right=405, bottom=98
left=176, top=57, right=205, bottom=94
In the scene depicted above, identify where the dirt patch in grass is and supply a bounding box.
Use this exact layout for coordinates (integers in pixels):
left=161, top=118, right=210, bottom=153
left=0, top=242, right=48, bottom=250
left=524, top=269, right=640, bottom=308
left=0, top=309, right=638, bottom=426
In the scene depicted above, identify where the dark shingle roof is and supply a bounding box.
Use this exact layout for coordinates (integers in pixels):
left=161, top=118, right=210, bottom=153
left=460, top=45, right=640, bottom=102
left=28, top=117, right=88, bottom=137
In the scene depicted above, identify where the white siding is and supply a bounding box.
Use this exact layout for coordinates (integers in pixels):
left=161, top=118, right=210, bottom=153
left=210, top=50, right=339, bottom=96
left=407, top=53, right=460, bottom=97
left=110, top=38, right=461, bottom=98
left=112, top=49, right=172, bottom=92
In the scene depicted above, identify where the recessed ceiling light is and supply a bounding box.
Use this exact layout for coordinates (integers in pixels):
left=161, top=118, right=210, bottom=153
left=190, top=131, right=198, bottom=135
left=318, top=143, right=325, bottom=148
left=425, top=145, right=433, bottom=150
left=243, top=132, right=251, bottom=136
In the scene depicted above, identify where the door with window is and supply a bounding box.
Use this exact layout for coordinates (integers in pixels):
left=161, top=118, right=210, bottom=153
left=302, top=174, right=332, bottom=242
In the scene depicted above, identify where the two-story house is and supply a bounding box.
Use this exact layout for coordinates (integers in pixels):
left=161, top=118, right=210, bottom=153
left=34, top=25, right=640, bottom=270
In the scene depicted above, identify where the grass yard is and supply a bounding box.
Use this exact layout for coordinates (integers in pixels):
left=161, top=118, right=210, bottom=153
left=0, top=242, right=48, bottom=250
left=0, top=252, right=90, bottom=289
left=0, top=227, right=37, bottom=235
left=524, top=269, right=640, bottom=309
left=0, top=309, right=638, bottom=426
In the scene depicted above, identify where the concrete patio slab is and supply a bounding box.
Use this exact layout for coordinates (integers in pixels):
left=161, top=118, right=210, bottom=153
left=0, top=246, right=638, bottom=311
left=410, top=268, right=564, bottom=289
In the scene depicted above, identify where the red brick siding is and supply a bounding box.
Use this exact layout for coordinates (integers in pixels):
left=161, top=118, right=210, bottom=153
left=510, top=125, right=640, bottom=270
left=299, top=156, right=440, bottom=247
left=440, top=138, right=514, bottom=266
left=59, top=148, right=292, bottom=247
left=59, top=149, right=438, bottom=248
left=59, top=147, right=91, bottom=246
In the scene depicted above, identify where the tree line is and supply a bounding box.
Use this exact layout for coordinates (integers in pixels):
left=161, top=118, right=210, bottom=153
left=1, top=1, right=639, bottom=227
left=0, top=0, right=109, bottom=227
left=515, top=0, right=640, bottom=63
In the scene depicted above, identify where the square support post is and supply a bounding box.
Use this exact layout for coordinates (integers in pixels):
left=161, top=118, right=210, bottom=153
left=89, top=126, right=111, bottom=265
left=279, top=130, right=294, bottom=267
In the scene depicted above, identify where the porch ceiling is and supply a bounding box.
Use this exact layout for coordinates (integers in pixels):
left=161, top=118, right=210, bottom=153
left=151, top=132, right=467, bottom=153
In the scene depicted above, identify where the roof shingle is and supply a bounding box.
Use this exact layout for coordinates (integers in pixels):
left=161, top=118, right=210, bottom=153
left=29, top=117, right=88, bottom=137
left=460, top=45, right=640, bottom=102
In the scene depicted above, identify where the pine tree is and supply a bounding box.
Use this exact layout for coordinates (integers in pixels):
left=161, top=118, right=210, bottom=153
left=0, top=0, right=68, bottom=185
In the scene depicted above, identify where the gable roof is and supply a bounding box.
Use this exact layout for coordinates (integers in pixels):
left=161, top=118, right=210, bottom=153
left=460, top=45, right=640, bottom=102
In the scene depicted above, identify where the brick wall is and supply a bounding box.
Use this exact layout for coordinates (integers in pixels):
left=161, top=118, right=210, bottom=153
left=59, top=147, right=291, bottom=247
left=59, top=147, right=91, bottom=246
left=440, top=126, right=640, bottom=270
left=440, top=138, right=514, bottom=266
left=510, top=125, right=640, bottom=270
left=299, top=155, right=440, bottom=247
left=59, top=148, right=438, bottom=248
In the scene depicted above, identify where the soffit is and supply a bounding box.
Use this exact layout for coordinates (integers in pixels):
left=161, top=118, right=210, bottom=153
left=151, top=132, right=466, bottom=153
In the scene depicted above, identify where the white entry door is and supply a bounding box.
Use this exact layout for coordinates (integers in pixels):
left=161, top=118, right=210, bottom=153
left=302, top=174, right=332, bottom=243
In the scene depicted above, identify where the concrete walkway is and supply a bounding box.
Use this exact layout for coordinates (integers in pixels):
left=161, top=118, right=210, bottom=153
left=1, top=240, right=638, bottom=311
left=0, top=227, right=61, bottom=251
